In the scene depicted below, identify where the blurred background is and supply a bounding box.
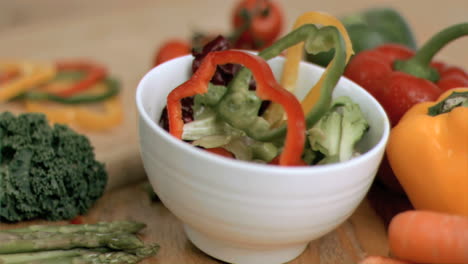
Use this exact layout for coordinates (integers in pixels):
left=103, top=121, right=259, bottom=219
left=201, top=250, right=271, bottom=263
left=1, top=0, right=467, bottom=69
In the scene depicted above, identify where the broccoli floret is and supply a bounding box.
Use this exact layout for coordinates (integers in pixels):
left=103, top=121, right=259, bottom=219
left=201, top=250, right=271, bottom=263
left=0, top=112, right=107, bottom=222
left=308, top=96, right=369, bottom=164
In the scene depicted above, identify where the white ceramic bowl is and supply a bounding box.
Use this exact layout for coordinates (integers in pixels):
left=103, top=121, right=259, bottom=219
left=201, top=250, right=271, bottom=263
left=136, top=55, right=390, bottom=264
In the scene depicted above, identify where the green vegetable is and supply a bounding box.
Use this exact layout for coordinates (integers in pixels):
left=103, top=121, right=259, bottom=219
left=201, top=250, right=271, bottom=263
left=0, top=232, right=143, bottom=254
left=308, top=7, right=417, bottom=67
left=188, top=24, right=347, bottom=145
left=194, top=83, right=228, bottom=107
left=179, top=24, right=350, bottom=164
left=3, top=221, right=146, bottom=235
left=182, top=107, right=278, bottom=163
left=307, top=96, right=369, bottom=164
left=0, top=112, right=107, bottom=222
left=0, top=221, right=159, bottom=264
left=0, top=247, right=158, bottom=264
left=17, top=73, right=120, bottom=105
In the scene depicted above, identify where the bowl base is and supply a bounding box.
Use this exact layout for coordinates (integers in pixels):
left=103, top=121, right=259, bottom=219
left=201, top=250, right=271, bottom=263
left=184, top=225, right=308, bottom=264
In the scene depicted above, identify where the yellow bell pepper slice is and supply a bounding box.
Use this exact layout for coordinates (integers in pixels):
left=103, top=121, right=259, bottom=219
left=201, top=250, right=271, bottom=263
left=75, top=95, right=124, bottom=131
left=24, top=95, right=124, bottom=132
left=24, top=100, right=77, bottom=124
left=263, top=11, right=354, bottom=126
left=0, top=61, right=56, bottom=102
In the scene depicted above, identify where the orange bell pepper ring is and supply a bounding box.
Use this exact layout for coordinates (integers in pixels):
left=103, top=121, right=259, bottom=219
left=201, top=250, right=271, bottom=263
left=167, top=50, right=306, bottom=166
left=0, top=67, right=19, bottom=84
left=0, top=61, right=56, bottom=102
left=24, top=95, right=124, bottom=131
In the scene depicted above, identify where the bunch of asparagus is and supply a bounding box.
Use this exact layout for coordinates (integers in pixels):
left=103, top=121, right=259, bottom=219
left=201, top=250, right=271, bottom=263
left=0, top=221, right=159, bottom=264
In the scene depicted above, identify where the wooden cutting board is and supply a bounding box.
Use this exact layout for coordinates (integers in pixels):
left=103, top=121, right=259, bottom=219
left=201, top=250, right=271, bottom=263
left=0, top=182, right=390, bottom=264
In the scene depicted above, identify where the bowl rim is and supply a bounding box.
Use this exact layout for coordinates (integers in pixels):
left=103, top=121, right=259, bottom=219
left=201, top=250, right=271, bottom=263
left=136, top=54, right=390, bottom=174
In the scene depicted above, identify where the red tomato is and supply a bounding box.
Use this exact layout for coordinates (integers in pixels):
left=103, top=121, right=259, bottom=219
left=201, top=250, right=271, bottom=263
left=231, top=0, right=283, bottom=49
left=154, top=39, right=191, bottom=66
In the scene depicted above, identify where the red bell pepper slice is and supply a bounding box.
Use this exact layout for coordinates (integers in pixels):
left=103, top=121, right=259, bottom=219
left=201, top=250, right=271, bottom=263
left=55, top=60, right=107, bottom=97
left=0, top=68, right=19, bottom=84
left=167, top=50, right=305, bottom=166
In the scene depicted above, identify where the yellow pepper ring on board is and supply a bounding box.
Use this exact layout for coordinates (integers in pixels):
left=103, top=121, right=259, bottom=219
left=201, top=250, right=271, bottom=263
left=24, top=95, right=124, bottom=132
left=386, top=87, right=468, bottom=216
left=0, top=61, right=56, bottom=102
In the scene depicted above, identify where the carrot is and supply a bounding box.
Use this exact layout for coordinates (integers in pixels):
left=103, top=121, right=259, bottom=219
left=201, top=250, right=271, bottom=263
left=359, top=256, right=411, bottom=264
left=388, top=210, right=468, bottom=264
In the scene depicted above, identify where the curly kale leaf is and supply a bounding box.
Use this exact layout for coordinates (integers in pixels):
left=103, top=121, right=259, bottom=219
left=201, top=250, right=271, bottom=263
left=0, top=112, right=107, bottom=222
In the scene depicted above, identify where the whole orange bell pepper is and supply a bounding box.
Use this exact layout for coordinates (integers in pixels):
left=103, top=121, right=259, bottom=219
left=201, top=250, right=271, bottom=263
left=386, top=87, right=468, bottom=216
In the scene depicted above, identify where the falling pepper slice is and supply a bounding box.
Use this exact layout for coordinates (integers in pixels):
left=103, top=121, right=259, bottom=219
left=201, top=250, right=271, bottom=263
left=167, top=50, right=305, bottom=166
left=0, top=61, right=56, bottom=102
left=263, top=11, right=354, bottom=125
left=226, top=15, right=350, bottom=136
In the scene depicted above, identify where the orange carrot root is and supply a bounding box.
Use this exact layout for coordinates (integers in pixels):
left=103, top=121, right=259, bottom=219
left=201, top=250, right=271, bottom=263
left=388, top=210, right=468, bottom=264
left=359, top=256, right=411, bottom=264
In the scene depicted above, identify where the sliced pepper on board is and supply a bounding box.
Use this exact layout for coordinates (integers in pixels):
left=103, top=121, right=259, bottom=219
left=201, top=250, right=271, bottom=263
left=0, top=61, right=56, bottom=102
left=386, top=88, right=468, bottom=216
left=24, top=78, right=124, bottom=131
left=20, top=74, right=120, bottom=104
left=167, top=50, right=305, bottom=166
left=0, top=67, right=19, bottom=84
left=25, top=96, right=123, bottom=131
left=54, top=60, right=107, bottom=97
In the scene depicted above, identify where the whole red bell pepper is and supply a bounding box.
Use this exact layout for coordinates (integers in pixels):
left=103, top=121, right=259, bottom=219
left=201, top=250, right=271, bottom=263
left=345, top=23, right=468, bottom=126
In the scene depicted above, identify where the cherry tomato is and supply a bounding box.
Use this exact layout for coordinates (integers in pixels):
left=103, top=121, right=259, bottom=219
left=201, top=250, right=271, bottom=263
left=154, top=39, right=191, bottom=66
left=231, top=0, right=283, bottom=49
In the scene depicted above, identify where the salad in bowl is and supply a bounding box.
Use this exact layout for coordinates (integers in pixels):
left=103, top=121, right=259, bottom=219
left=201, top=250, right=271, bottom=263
left=136, top=11, right=389, bottom=264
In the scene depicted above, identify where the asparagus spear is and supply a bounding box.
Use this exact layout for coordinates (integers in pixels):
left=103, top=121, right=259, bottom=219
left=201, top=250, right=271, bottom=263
left=0, top=244, right=159, bottom=264
left=0, top=232, right=144, bottom=254
left=2, top=221, right=146, bottom=235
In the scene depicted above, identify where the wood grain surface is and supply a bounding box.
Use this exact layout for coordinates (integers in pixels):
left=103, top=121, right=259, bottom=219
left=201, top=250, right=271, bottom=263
left=73, top=183, right=391, bottom=264
left=0, top=1, right=467, bottom=263
left=0, top=182, right=389, bottom=264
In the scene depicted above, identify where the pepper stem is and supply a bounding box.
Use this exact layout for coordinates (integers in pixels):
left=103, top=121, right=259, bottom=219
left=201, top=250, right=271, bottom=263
left=428, top=91, right=468, bottom=116
left=394, top=23, right=468, bottom=82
